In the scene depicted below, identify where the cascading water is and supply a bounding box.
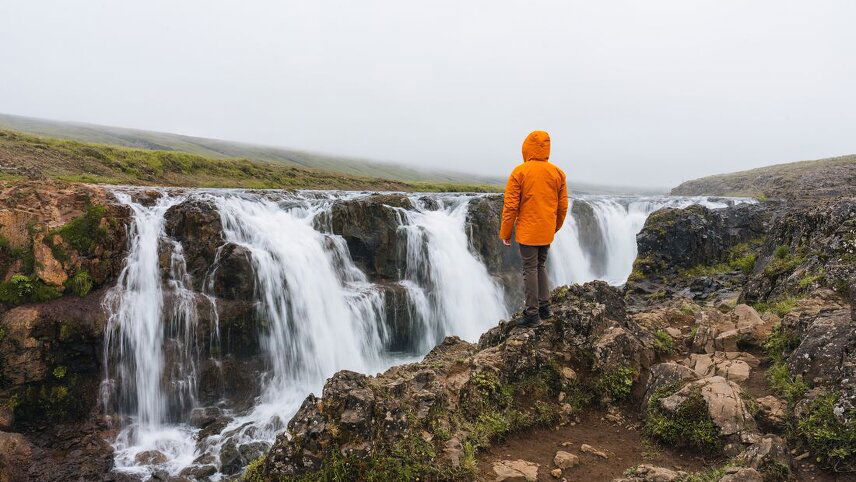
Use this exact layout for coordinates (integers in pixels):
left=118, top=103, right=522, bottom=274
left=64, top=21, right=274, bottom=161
left=101, top=188, right=752, bottom=478
left=549, top=195, right=750, bottom=286
left=397, top=195, right=508, bottom=349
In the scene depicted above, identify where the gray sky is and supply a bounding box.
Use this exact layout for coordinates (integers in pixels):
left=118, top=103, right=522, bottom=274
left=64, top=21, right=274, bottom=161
left=1, top=1, right=855, bottom=188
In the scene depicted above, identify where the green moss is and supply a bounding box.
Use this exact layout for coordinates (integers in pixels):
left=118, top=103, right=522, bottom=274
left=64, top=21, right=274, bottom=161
left=645, top=384, right=722, bottom=452
left=55, top=204, right=107, bottom=256
left=682, top=464, right=732, bottom=482
left=773, top=245, right=789, bottom=259
left=0, top=274, right=61, bottom=304
left=763, top=324, right=799, bottom=364
left=52, top=366, right=67, bottom=379
left=65, top=270, right=92, bottom=297
left=654, top=330, right=675, bottom=355
left=682, top=262, right=732, bottom=278
left=766, top=363, right=807, bottom=405
left=12, top=378, right=90, bottom=424
left=594, top=365, right=635, bottom=402
left=729, top=254, right=757, bottom=275
left=796, top=391, right=856, bottom=471
left=240, top=456, right=266, bottom=481
left=764, top=246, right=805, bottom=278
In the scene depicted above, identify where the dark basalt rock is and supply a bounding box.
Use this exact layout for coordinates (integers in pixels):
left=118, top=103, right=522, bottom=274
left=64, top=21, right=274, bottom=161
left=261, top=282, right=657, bottom=479
left=329, top=194, right=413, bottom=281
left=742, top=198, right=856, bottom=303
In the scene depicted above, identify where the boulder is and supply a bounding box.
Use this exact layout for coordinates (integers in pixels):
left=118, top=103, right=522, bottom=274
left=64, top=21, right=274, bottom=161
left=614, top=464, right=687, bottom=482
left=553, top=450, right=579, bottom=469
left=492, top=459, right=539, bottom=481
left=0, top=431, right=32, bottom=482
left=658, top=376, right=756, bottom=438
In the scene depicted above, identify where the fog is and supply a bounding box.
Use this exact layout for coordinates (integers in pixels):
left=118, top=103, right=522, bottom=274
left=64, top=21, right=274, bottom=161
left=1, top=1, right=854, bottom=188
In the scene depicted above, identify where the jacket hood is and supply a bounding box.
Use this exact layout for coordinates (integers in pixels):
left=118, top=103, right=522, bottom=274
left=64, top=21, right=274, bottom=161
left=522, top=130, right=550, bottom=162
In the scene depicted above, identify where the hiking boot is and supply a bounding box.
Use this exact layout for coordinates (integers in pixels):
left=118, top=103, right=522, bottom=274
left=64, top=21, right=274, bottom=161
left=520, top=311, right=541, bottom=327
left=539, top=305, right=552, bottom=320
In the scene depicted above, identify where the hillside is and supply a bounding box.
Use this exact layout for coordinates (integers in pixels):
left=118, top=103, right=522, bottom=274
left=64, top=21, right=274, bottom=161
left=0, top=113, right=503, bottom=186
left=671, top=154, right=856, bottom=201
left=0, top=129, right=499, bottom=192
left=0, top=113, right=662, bottom=195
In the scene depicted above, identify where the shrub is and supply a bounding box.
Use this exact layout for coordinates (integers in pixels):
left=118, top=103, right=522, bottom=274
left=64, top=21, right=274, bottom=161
left=56, top=205, right=107, bottom=255
left=645, top=384, right=721, bottom=452
left=0, top=275, right=61, bottom=304
left=66, top=270, right=93, bottom=297
left=654, top=330, right=675, bottom=355
left=753, top=297, right=798, bottom=318
left=796, top=391, right=856, bottom=471
left=594, top=366, right=635, bottom=401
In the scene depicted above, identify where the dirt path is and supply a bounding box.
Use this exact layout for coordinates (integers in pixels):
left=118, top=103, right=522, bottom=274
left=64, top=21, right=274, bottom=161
left=476, top=410, right=720, bottom=481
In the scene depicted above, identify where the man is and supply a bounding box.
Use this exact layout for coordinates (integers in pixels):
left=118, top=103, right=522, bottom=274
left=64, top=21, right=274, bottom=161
left=499, top=131, right=568, bottom=326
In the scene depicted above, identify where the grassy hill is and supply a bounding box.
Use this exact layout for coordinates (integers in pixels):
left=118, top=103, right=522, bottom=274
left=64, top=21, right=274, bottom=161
left=0, top=129, right=499, bottom=192
left=671, top=154, right=856, bottom=202
left=0, top=113, right=502, bottom=186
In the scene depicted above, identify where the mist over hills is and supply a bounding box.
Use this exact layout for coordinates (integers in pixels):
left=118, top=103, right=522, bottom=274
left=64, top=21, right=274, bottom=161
left=0, top=113, right=663, bottom=194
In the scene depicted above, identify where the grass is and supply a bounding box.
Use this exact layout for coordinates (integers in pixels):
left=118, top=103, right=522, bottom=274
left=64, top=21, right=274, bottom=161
left=763, top=323, right=807, bottom=404
left=752, top=297, right=798, bottom=318
left=0, top=129, right=501, bottom=192
left=0, top=274, right=61, bottom=304
left=654, top=330, right=675, bottom=355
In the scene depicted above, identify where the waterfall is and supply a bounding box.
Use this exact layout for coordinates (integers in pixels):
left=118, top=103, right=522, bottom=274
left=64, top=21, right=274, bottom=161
left=102, top=192, right=200, bottom=475
left=397, top=195, right=508, bottom=349
left=101, top=189, right=750, bottom=477
left=549, top=195, right=748, bottom=287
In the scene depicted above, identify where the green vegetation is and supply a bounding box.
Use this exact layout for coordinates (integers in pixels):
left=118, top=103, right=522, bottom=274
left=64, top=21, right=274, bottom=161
left=763, top=324, right=807, bottom=404
left=796, top=391, right=856, bottom=471
left=681, top=241, right=759, bottom=278
left=752, top=297, right=798, bottom=318
left=798, top=269, right=826, bottom=289
left=654, top=330, right=675, bottom=355
left=594, top=365, right=635, bottom=401
left=66, top=270, right=93, bottom=297
left=54, top=204, right=107, bottom=255
left=0, top=129, right=501, bottom=192
left=645, top=383, right=722, bottom=452
left=763, top=245, right=805, bottom=277
left=52, top=366, right=67, bottom=379
left=240, top=457, right=265, bottom=482
left=0, top=274, right=61, bottom=304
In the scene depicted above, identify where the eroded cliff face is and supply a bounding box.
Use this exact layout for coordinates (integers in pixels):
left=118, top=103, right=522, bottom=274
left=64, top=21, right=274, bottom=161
left=0, top=181, right=130, bottom=481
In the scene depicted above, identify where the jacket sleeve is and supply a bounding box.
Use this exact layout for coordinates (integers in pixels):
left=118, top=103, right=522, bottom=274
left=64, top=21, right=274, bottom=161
left=499, top=169, right=521, bottom=240
left=555, top=173, right=569, bottom=232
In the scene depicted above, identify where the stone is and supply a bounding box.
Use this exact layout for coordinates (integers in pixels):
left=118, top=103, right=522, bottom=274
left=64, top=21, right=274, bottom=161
left=580, top=443, right=608, bottom=459
left=561, top=367, right=577, bottom=381
left=550, top=468, right=562, bottom=478
left=754, top=396, right=787, bottom=431
left=134, top=450, right=168, bottom=465
left=0, top=431, right=32, bottom=482
left=492, top=459, right=539, bottom=481
left=718, top=467, right=762, bottom=482
left=658, top=376, right=755, bottom=437
left=665, top=327, right=682, bottom=338
left=33, top=234, right=68, bottom=287
left=553, top=450, right=579, bottom=469
left=613, top=464, right=686, bottom=482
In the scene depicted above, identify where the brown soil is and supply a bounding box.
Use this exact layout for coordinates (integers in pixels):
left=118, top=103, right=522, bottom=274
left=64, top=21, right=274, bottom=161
left=476, top=410, right=720, bottom=481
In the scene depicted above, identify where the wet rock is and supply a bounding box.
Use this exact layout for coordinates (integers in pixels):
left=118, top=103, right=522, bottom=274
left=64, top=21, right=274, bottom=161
left=189, top=407, right=224, bottom=428
left=329, top=194, right=412, bottom=280
left=178, top=464, right=217, bottom=479
left=553, top=450, right=579, bottom=469
left=219, top=438, right=243, bottom=475
left=163, top=198, right=225, bottom=289
left=492, top=459, right=539, bottom=481
left=238, top=441, right=269, bottom=462
left=134, top=450, right=168, bottom=465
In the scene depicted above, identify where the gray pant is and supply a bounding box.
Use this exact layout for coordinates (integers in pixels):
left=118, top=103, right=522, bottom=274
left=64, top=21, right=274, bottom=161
left=519, top=244, right=550, bottom=316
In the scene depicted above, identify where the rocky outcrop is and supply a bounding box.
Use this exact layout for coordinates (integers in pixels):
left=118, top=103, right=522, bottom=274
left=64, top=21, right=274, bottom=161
left=670, top=154, right=856, bottom=203
left=741, top=198, right=856, bottom=303
left=257, top=282, right=657, bottom=479
left=328, top=193, right=413, bottom=280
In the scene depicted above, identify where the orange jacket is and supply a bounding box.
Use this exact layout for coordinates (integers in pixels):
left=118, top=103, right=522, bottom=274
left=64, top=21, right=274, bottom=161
left=499, top=131, right=569, bottom=246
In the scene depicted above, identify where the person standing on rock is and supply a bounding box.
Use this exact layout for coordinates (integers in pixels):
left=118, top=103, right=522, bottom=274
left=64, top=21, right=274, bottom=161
left=499, top=130, right=569, bottom=326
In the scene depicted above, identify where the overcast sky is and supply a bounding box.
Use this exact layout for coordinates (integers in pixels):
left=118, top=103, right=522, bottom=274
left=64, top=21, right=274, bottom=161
left=1, top=1, right=854, bottom=188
